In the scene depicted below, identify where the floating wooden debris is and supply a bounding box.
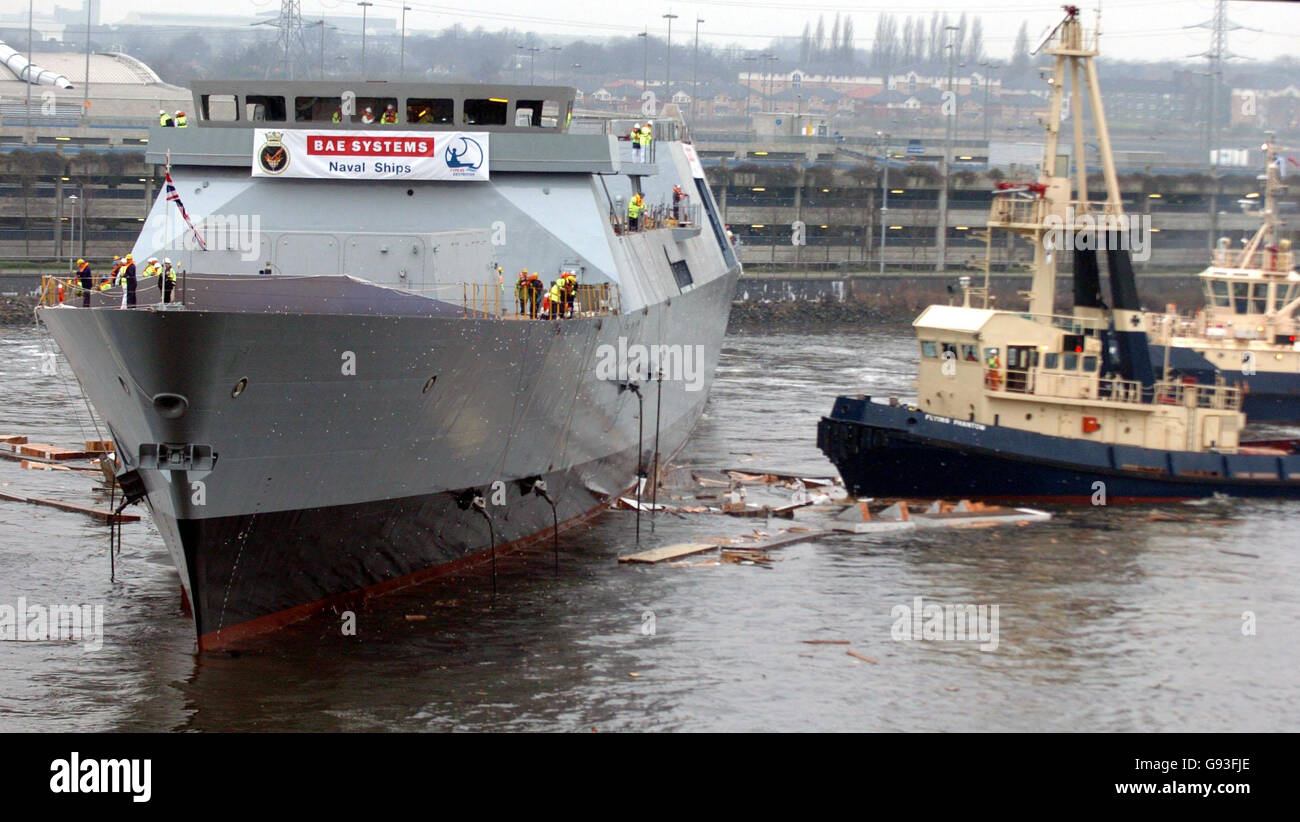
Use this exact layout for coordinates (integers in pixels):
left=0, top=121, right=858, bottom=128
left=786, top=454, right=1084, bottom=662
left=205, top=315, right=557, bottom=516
left=614, top=497, right=667, bottom=512
left=846, top=649, right=878, bottom=664
left=619, top=542, right=718, bottom=564
left=801, top=639, right=850, bottom=645
left=15, top=442, right=95, bottom=461
left=832, top=498, right=1050, bottom=534
left=0, top=489, right=139, bottom=523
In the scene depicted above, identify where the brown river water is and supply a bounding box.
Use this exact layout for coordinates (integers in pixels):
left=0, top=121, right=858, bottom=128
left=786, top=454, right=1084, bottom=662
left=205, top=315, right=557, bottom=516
left=1, top=322, right=1297, bottom=731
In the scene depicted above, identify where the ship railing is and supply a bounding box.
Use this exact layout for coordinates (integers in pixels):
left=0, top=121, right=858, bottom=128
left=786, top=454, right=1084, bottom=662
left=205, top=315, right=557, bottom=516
left=38, top=274, right=73, bottom=306
left=1004, top=309, right=1109, bottom=333
left=988, top=196, right=1045, bottom=227
left=1146, top=312, right=1199, bottom=343
left=1150, top=379, right=1242, bottom=411
left=615, top=202, right=702, bottom=235
left=461, top=282, right=502, bottom=317
left=1001, top=369, right=1242, bottom=411
left=1212, top=246, right=1294, bottom=272
left=472, top=281, right=623, bottom=319
left=988, top=197, right=1126, bottom=229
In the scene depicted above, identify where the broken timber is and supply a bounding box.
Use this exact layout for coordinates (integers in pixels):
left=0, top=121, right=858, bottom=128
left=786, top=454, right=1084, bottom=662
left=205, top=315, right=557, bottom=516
left=619, top=542, right=718, bottom=564
left=0, top=489, right=139, bottom=523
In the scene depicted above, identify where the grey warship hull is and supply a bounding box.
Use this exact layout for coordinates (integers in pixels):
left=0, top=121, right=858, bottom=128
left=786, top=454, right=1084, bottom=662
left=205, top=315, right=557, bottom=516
left=37, top=81, right=740, bottom=649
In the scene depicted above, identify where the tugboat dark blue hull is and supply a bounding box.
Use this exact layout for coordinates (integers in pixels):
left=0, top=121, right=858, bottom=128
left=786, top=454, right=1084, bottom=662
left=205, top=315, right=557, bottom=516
left=818, top=396, right=1300, bottom=502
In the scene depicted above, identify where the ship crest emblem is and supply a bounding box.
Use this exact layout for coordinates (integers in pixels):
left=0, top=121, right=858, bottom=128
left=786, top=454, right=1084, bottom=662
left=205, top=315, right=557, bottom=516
left=258, top=131, right=289, bottom=175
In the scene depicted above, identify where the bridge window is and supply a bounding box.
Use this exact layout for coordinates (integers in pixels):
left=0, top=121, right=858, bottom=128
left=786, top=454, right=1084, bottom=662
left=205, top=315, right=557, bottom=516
left=920, top=340, right=938, bottom=358
left=295, top=96, right=343, bottom=122
left=961, top=343, right=978, bottom=362
left=1232, top=281, right=1249, bottom=313
left=200, top=93, right=238, bottom=121
left=355, top=97, right=399, bottom=124
left=1208, top=279, right=1229, bottom=308
left=514, top=99, right=560, bottom=127
left=1063, top=352, right=1079, bottom=370
left=1044, top=353, right=1060, bottom=369
left=1083, top=355, right=1098, bottom=372
left=464, top=98, right=508, bottom=125
left=1251, top=282, right=1268, bottom=314
left=245, top=95, right=286, bottom=122
left=407, top=98, right=453, bottom=124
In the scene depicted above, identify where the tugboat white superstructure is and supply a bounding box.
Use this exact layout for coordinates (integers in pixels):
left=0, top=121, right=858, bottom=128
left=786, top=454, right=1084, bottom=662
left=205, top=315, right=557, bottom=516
left=819, top=7, right=1300, bottom=502
left=1149, top=134, right=1300, bottom=423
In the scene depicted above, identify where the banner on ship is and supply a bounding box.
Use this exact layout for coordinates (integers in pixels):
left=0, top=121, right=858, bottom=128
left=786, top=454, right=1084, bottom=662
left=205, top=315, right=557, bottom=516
left=251, top=129, right=490, bottom=181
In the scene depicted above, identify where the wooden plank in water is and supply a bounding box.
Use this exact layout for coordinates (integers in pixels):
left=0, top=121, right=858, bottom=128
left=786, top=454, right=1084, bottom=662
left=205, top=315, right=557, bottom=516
left=0, top=490, right=138, bottom=523
left=0, top=435, right=28, bottom=445
left=747, top=529, right=833, bottom=550
left=26, top=497, right=140, bottom=523
left=619, top=542, right=717, bottom=564
left=19, top=443, right=94, bottom=461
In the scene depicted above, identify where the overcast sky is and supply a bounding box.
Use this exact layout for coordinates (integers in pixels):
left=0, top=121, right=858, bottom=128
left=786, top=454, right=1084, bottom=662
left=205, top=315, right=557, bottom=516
left=90, top=0, right=1300, bottom=64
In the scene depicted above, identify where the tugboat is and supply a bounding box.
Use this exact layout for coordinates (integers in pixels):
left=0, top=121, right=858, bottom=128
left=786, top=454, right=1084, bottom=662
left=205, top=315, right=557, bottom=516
left=1148, top=134, right=1300, bottom=424
left=817, top=7, right=1300, bottom=502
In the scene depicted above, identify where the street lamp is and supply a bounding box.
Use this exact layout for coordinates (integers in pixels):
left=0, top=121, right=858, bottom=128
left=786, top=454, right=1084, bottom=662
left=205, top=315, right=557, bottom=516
left=400, top=5, right=411, bottom=75
left=938, top=24, right=958, bottom=274
left=692, top=17, right=704, bottom=121
left=760, top=53, right=778, bottom=112
left=663, top=13, right=679, bottom=94
left=743, top=54, right=757, bottom=123
left=979, top=60, right=999, bottom=144
left=550, top=45, right=562, bottom=84
left=877, top=131, right=889, bottom=274
left=357, top=1, right=373, bottom=76
left=638, top=30, right=648, bottom=93
left=67, top=194, right=78, bottom=268
left=527, top=45, right=540, bottom=85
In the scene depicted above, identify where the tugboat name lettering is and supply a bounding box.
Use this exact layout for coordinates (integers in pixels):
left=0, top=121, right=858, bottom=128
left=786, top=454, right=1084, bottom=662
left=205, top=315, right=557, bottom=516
left=924, top=413, right=985, bottom=431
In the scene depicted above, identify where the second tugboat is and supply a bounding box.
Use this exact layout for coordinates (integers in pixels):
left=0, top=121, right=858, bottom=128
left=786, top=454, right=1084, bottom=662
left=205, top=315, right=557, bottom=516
left=818, top=7, right=1300, bottom=502
left=1147, top=133, right=1300, bottom=424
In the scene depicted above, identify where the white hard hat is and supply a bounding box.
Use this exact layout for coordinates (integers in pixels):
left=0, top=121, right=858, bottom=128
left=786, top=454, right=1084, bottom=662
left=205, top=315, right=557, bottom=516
left=164, top=257, right=171, bottom=264
left=148, top=257, right=158, bottom=263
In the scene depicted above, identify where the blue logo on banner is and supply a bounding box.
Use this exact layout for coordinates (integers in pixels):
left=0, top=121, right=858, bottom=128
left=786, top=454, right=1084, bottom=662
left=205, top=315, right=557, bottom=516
left=445, top=136, right=484, bottom=171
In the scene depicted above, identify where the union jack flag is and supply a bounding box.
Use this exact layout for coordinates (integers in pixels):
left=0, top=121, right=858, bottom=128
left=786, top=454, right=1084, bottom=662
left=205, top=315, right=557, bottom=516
left=164, top=171, right=207, bottom=251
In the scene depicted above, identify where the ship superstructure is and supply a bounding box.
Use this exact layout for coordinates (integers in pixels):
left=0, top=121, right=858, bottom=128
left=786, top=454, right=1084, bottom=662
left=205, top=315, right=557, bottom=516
left=38, top=80, right=740, bottom=650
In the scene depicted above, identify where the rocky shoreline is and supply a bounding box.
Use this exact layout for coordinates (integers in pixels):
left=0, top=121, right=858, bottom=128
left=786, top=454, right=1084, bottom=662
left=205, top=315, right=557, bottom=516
left=0, top=295, right=37, bottom=325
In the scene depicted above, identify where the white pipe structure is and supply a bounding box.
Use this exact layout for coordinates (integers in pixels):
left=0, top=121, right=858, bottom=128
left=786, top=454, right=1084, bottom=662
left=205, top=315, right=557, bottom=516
left=0, top=39, right=74, bottom=88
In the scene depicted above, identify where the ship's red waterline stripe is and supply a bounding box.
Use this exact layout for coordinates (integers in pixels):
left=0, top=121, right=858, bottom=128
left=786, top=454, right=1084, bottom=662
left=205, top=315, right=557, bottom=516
left=196, top=496, right=616, bottom=653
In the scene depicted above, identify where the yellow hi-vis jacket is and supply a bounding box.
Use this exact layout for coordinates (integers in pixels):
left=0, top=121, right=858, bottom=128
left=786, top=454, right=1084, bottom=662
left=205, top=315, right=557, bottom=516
left=627, top=198, right=644, bottom=218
